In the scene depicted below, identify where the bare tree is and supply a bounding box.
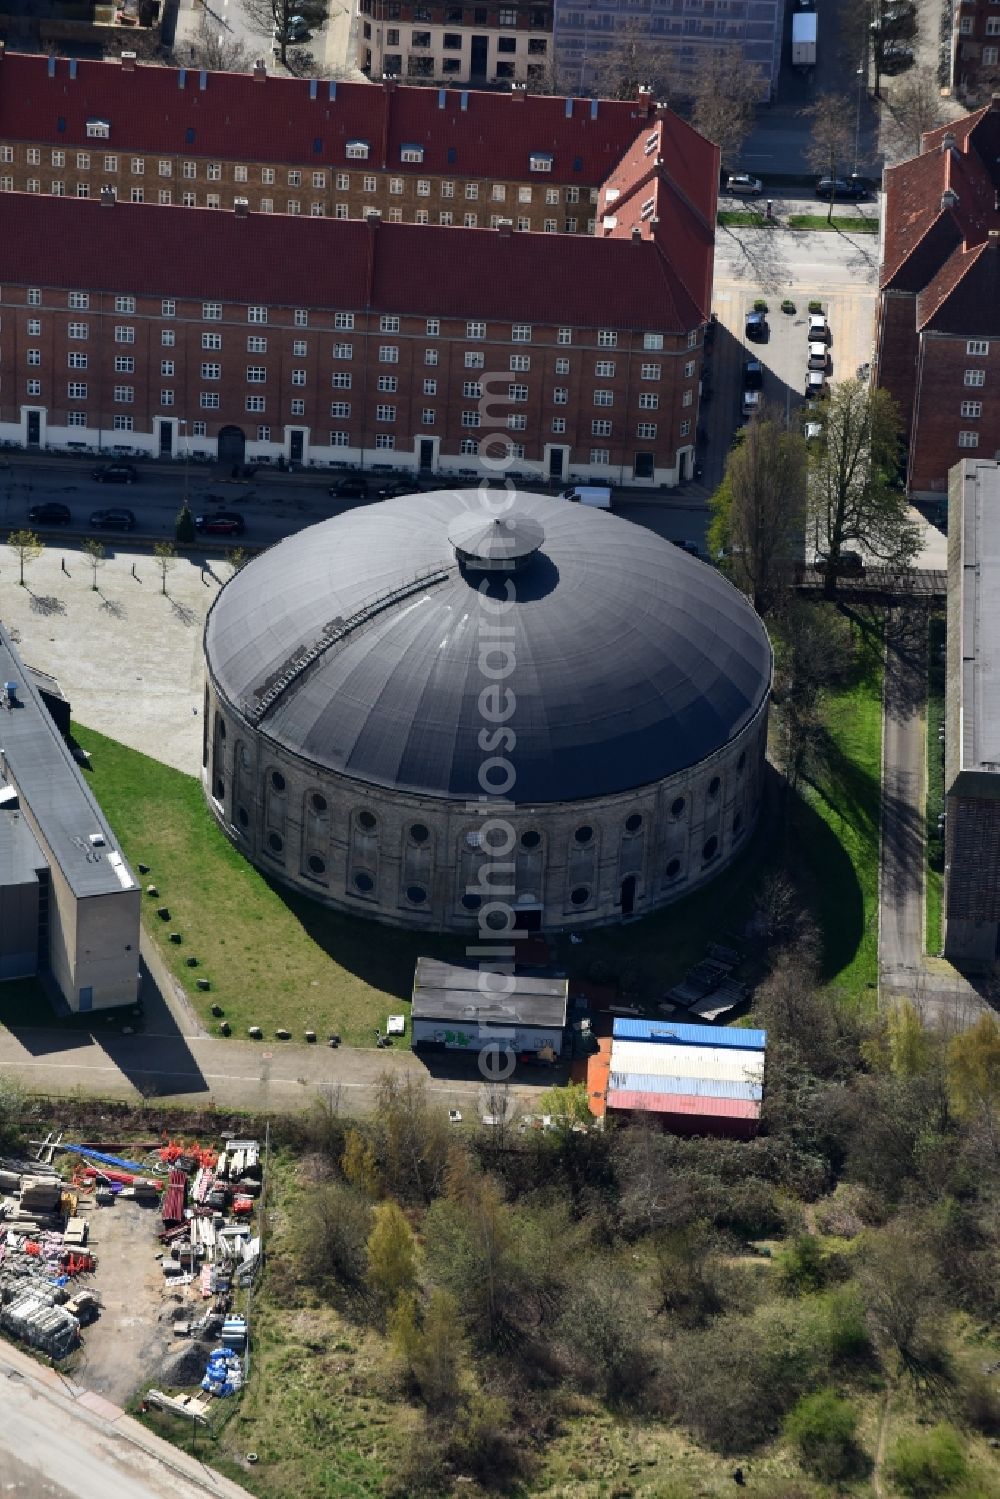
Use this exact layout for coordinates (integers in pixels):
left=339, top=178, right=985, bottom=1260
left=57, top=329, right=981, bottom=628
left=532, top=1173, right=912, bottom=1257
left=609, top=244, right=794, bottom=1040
left=807, top=378, right=919, bottom=596
left=7, top=529, right=43, bottom=588
left=242, top=0, right=326, bottom=66
left=82, top=537, right=105, bottom=591
left=771, top=599, right=852, bottom=792
left=709, top=406, right=807, bottom=615
left=589, top=21, right=675, bottom=103
left=690, top=47, right=766, bottom=171
left=187, top=20, right=254, bottom=73
left=881, top=67, right=944, bottom=164
left=153, top=539, right=176, bottom=597
left=803, top=93, right=855, bottom=222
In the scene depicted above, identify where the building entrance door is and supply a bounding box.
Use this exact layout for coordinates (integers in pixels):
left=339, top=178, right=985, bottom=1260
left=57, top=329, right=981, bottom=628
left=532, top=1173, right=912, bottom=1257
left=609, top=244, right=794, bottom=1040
left=26, top=411, right=40, bottom=447
left=159, top=420, right=174, bottom=457
left=289, top=430, right=305, bottom=464
left=470, top=35, right=488, bottom=78
left=548, top=447, right=565, bottom=480
left=620, top=875, right=636, bottom=916
left=419, top=439, right=435, bottom=472
left=633, top=451, right=654, bottom=480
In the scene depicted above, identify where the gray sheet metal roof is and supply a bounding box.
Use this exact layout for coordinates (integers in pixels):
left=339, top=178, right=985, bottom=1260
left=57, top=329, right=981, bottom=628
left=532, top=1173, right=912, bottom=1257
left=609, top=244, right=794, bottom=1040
left=0, top=804, right=46, bottom=887
left=0, top=624, right=137, bottom=898
left=412, top=957, right=569, bottom=1029
left=205, top=490, right=772, bottom=804
left=955, top=461, right=1000, bottom=775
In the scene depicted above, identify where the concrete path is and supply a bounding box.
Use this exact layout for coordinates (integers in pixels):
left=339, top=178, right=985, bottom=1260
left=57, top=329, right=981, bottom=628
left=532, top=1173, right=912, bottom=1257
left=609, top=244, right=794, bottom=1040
left=878, top=609, right=989, bottom=1028
left=0, top=1337, right=253, bottom=1499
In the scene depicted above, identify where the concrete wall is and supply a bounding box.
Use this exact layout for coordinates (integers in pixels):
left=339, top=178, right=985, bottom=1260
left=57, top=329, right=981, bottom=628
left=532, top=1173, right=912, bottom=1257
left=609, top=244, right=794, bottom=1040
left=73, top=891, right=141, bottom=1009
left=0, top=880, right=38, bottom=980
left=203, top=673, right=769, bottom=933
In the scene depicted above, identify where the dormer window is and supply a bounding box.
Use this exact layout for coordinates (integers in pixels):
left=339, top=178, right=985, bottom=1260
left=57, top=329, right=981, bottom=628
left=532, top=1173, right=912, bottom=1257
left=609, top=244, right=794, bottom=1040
left=529, top=152, right=553, bottom=173
left=640, top=197, right=655, bottom=220
left=346, top=140, right=370, bottom=160
left=644, top=132, right=658, bottom=155
left=87, top=119, right=111, bottom=139
left=400, top=144, right=424, bottom=163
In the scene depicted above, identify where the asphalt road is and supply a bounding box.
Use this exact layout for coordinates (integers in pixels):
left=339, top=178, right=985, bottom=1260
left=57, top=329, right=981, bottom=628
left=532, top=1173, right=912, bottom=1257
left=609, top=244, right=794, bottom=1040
left=880, top=608, right=927, bottom=982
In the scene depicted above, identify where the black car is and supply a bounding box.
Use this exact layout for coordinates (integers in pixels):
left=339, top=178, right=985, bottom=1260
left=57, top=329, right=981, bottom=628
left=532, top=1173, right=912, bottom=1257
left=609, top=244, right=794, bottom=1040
left=376, top=480, right=422, bottom=500
left=195, top=510, right=246, bottom=536
left=93, top=462, right=138, bottom=484
left=745, top=310, right=767, bottom=342
left=879, top=41, right=914, bottom=73
left=27, top=501, right=72, bottom=526
left=742, top=359, right=764, bottom=391
left=815, top=176, right=868, bottom=201
left=89, top=507, right=136, bottom=531
left=329, top=476, right=369, bottom=498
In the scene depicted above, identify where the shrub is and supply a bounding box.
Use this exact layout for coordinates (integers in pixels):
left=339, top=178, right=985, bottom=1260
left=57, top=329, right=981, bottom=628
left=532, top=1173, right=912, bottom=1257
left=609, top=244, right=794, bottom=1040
left=781, top=299, right=796, bottom=313
left=175, top=504, right=196, bottom=543
left=808, top=299, right=823, bottom=313
left=784, top=1389, right=860, bottom=1481
left=889, top=1425, right=968, bottom=1497
left=753, top=298, right=768, bottom=311
left=776, top=1234, right=828, bottom=1295
left=810, top=1283, right=871, bottom=1365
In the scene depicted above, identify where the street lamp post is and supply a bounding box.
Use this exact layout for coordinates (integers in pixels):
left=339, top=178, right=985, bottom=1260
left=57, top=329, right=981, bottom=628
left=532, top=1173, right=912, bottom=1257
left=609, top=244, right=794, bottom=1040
left=178, top=419, right=191, bottom=512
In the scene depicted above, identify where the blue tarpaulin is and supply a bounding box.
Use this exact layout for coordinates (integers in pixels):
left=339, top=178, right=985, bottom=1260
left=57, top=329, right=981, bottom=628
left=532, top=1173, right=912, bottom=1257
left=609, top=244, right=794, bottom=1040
left=61, top=1145, right=158, bottom=1175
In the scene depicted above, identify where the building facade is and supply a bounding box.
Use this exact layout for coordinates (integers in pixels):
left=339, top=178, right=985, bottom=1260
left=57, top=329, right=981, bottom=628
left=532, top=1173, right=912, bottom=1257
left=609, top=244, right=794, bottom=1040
left=953, top=0, right=1000, bottom=106
left=358, top=0, right=553, bottom=85
left=0, top=48, right=652, bottom=233
left=0, top=99, right=716, bottom=485
left=944, top=458, right=1000, bottom=967
left=875, top=101, right=1000, bottom=498
left=551, top=0, right=784, bottom=101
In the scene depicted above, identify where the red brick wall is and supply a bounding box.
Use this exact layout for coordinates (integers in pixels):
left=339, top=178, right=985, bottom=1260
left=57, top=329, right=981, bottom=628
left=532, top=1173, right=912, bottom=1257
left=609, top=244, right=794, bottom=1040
left=875, top=289, right=919, bottom=447
left=909, top=331, right=1000, bottom=495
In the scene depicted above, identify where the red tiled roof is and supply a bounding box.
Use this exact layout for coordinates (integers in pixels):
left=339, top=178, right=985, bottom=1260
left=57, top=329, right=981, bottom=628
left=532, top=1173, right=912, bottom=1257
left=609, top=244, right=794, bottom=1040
left=0, top=192, right=706, bottom=331
left=0, top=50, right=651, bottom=183
left=918, top=235, right=1000, bottom=333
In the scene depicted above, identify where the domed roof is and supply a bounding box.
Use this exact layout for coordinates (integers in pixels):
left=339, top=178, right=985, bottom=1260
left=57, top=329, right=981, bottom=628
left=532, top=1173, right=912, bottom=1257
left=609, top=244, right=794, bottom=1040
left=204, top=489, right=771, bottom=804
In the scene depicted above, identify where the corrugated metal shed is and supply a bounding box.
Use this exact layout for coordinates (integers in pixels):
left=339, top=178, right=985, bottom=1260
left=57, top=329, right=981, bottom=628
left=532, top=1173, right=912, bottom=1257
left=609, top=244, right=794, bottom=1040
left=412, top=958, right=568, bottom=1029
left=608, top=1070, right=762, bottom=1102
left=611, top=1017, right=767, bottom=1050
left=609, top=1040, right=765, bottom=1082
left=606, top=1091, right=760, bottom=1120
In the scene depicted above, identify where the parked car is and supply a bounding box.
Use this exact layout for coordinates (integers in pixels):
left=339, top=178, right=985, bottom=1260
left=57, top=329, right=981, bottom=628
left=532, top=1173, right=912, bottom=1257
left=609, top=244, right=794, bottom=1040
left=803, top=420, right=824, bottom=441
left=329, top=476, right=369, bottom=498
left=272, top=13, right=309, bottom=45
left=742, top=359, right=764, bottom=391
left=814, top=550, right=864, bottom=575
left=815, top=176, right=868, bottom=201
left=726, top=173, right=763, bottom=197
left=808, top=312, right=830, bottom=341
left=808, top=341, right=830, bottom=372
left=195, top=510, right=246, bottom=536
left=89, top=507, right=136, bottom=530
left=741, top=389, right=763, bottom=418
left=871, top=2, right=917, bottom=38
left=857, top=361, right=872, bottom=381
left=92, top=462, right=138, bottom=484
left=27, top=501, right=71, bottom=526
left=879, top=41, right=915, bottom=72
left=805, top=371, right=829, bottom=398
left=377, top=480, right=422, bottom=500
left=745, top=310, right=767, bottom=342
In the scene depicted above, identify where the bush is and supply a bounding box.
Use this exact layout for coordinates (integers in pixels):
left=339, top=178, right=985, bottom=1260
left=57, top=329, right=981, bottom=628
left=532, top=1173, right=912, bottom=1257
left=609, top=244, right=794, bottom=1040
left=296, top=1180, right=372, bottom=1291
left=809, top=1283, right=871, bottom=1365
left=889, top=1425, right=968, bottom=1497
left=175, top=504, right=196, bottom=543
left=784, top=1389, right=860, bottom=1481
left=776, top=1234, right=828, bottom=1295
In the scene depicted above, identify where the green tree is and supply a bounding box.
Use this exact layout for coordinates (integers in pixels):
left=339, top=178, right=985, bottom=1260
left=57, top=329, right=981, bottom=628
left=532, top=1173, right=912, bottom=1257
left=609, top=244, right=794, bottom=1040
left=297, top=1180, right=372, bottom=1290
left=153, top=539, right=176, bottom=596
left=784, top=1389, right=860, bottom=1481
left=535, top=1081, right=591, bottom=1128
left=341, top=1126, right=380, bottom=1196
left=690, top=46, right=766, bottom=171
left=0, top=1072, right=27, bottom=1152
left=82, top=536, right=106, bottom=591
left=807, top=378, right=918, bottom=596
left=770, top=599, right=852, bottom=790
left=175, top=504, right=196, bottom=544
left=7, top=528, right=43, bottom=587
left=226, top=546, right=250, bottom=573
left=803, top=93, right=855, bottom=223
left=372, top=1073, right=452, bottom=1205
left=366, top=1200, right=418, bottom=1305
left=947, top=1012, right=1000, bottom=1118
left=888, top=998, right=937, bottom=1078
left=710, top=406, right=808, bottom=614
left=411, top=1290, right=464, bottom=1411
left=889, top=1424, right=968, bottom=1497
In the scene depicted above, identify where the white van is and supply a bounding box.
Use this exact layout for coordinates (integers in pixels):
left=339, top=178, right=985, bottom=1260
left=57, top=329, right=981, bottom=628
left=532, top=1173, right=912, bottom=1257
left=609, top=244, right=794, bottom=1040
left=562, top=485, right=612, bottom=509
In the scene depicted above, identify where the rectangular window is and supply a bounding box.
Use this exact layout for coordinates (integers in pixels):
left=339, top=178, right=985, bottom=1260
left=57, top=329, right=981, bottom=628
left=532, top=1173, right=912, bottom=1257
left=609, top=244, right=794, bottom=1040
left=246, top=395, right=266, bottom=413
left=551, top=417, right=566, bottom=434
left=261, top=168, right=275, bottom=185
left=260, top=199, right=272, bottom=213
left=642, top=364, right=663, bottom=381
left=590, top=448, right=610, bottom=465
left=67, top=411, right=86, bottom=428
left=379, top=345, right=399, bottom=363
left=203, top=333, right=223, bottom=350
left=203, top=302, right=223, bottom=320
left=460, top=438, right=479, bottom=455
left=425, top=318, right=440, bottom=337
left=330, top=401, right=351, bottom=418
left=130, top=187, right=144, bottom=203
left=964, top=369, right=986, bottom=386
left=291, top=369, right=306, bottom=386
left=245, top=367, right=266, bottom=382
left=294, top=309, right=309, bottom=328
left=161, top=298, right=176, bottom=318
left=424, top=348, right=439, bottom=366
left=510, top=355, right=530, bottom=372
left=193, top=421, right=207, bottom=437
left=967, top=340, right=990, bottom=356
left=76, top=152, right=90, bottom=170
left=114, top=326, right=135, bottom=344
left=25, top=380, right=41, bottom=397
left=207, top=193, right=222, bottom=210
left=27, top=320, right=41, bottom=336
left=467, top=321, right=486, bottom=340
left=958, top=430, right=980, bottom=447
left=643, top=332, right=664, bottom=350
left=595, top=360, right=615, bottom=377
left=465, top=352, right=485, bottom=369
left=26, top=349, right=41, bottom=367
left=687, top=330, right=699, bottom=350
left=52, top=150, right=65, bottom=167
left=248, top=306, right=268, bottom=324
left=161, top=360, right=175, bottom=376
left=112, top=415, right=133, bottom=431
left=68, top=352, right=88, bottom=369
left=422, top=408, right=436, bottom=424
left=258, top=425, right=271, bottom=441
left=375, top=434, right=394, bottom=450
left=463, top=381, right=482, bottom=398
left=439, top=211, right=453, bottom=226
left=508, top=383, right=528, bottom=402
left=682, top=389, right=693, bottom=407
left=158, top=160, right=172, bottom=177
left=336, top=173, right=349, bottom=191
left=113, top=385, right=134, bottom=404
left=131, top=157, right=144, bottom=174
left=636, top=422, right=657, bottom=439
left=511, top=324, right=532, bottom=342
left=362, top=174, right=377, bottom=193
left=76, top=183, right=90, bottom=198
left=380, top=315, right=400, bottom=333
left=312, top=172, right=326, bottom=188
left=597, top=330, right=617, bottom=348
left=332, top=372, right=352, bottom=388
left=159, top=189, right=172, bottom=204
left=376, top=403, right=396, bottom=421
left=182, top=161, right=197, bottom=180
left=333, top=342, right=353, bottom=360
left=553, top=387, right=568, bottom=405
left=114, top=356, right=135, bottom=373
left=247, top=336, right=267, bottom=354
left=423, top=379, right=437, bottom=395
left=464, top=212, right=478, bottom=227
left=377, top=375, right=398, bottom=392
left=311, top=202, right=325, bottom=217
left=346, top=142, right=369, bottom=160
left=161, top=329, right=175, bottom=346
left=202, top=363, right=222, bottom=380
left=555, top=358, right=570, bottom=376
left=51, top=181, right=65, bottom=195
left=591, top=419, right=612, bottom=436
left=507, top=413, right=527, bottom=430
left=461, top=411, right=480, bottom=428
left=287, top=169, right=301, bottom=187
left=961, top=400, right=983, bottom=417
left=330, top=430, right=349, bottom=447
left=334, top=312, right=354, bottom=330
left=293, top=339, right=307, bottom=357
left=67, top=381, right=88, bottom=398
left=68, top=321, right=87, bottom=339
left=639, top=392, right=659, bottom=409
left=594, top=390, right=613, bottom=406
left=680, top=420, right=691, bottom=437
left=67, top=291, right=89, bottom=311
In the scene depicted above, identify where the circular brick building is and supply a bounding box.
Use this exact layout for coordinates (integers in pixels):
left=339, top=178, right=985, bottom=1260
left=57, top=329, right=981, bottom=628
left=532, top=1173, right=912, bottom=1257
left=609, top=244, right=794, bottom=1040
left=201, top=489, right=771, bottom=931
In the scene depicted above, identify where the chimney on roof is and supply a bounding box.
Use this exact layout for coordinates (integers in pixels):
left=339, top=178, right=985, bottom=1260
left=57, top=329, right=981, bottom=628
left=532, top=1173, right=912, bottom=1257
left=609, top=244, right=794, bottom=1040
left=0, top=41, right=5, bottom=59
left=630, top=225, right=642, bottom=243
left=941, top=131, right=956, bottom=153
left=990, top=229, right=1000, bottom=246
left=367, top=209, right=382, bottom=226
left=47, top=53, right=56, bottom=78
left=497, top=218, right=513, bottom=236
left=234, top=197, right=250, bottom=217
left=382, top=74, right=397, bottom=91
left=942, top=188, right=959, bottom=210
left=100, top=186, right=115, bottom=207
left=120, top=51, right=137, bottom=72
left=511, top=83, right=525, bottom=102
left=992, top=91, right=1000, bottom=111
left=254, top=58, right=267, bottom=82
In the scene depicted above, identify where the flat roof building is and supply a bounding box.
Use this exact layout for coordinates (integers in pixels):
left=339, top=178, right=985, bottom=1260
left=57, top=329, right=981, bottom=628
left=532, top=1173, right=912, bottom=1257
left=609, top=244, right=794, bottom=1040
left=0, top=622, right=139, bottom=1011
left=602, top=1016, right=766, bottom=1137
left=944, top=458, right=1000, bottom=965
left=411, top=957, right=568, bottom=1055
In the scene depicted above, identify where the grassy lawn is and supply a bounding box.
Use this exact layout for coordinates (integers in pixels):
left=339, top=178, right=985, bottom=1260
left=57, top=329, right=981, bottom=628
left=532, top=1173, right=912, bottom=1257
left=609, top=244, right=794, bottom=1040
left=926, top=614, right=946, bottom=956
left=73, top=722, right=468, bottom=1047
left=717, top=210, right=775, bottom=228
left=797, top=614, right=884, bottom=1007
left=787, top=214, right=879, bottom=233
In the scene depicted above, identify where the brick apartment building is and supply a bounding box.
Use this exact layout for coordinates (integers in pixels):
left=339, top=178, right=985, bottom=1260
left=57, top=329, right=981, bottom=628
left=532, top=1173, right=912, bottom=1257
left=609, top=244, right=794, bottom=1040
left=944, top=457, right=1000, bottom=967
left=0, top=48, right=653, bottom=233
left=358, top=0, right=552, bottom=86
left=875, top=98, right=1000, bottom=499
left=0, top=108, right=717, bottom=485
left=953, top=0, right=1000, bottom=106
